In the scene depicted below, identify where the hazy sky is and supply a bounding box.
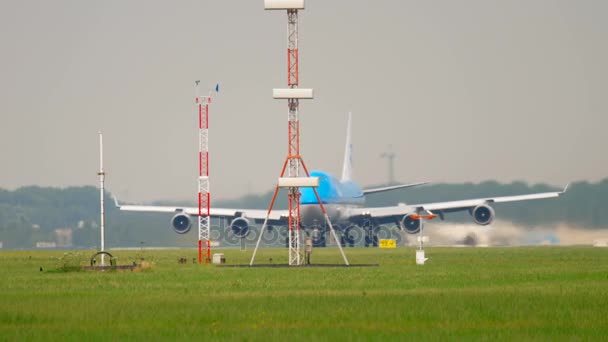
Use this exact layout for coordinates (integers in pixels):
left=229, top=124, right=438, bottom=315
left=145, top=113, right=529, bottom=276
left=1, top=0, right=606, bottom=202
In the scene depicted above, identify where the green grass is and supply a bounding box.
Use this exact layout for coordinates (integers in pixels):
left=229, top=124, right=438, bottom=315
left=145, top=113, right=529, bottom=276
left=1, top=247, right=607, bottom=341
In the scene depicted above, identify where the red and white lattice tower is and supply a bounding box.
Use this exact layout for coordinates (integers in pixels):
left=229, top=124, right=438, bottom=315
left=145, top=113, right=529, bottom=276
left=285, top=5, right=302, bottom=265
left=195, top=81, right=212, bottom=264
left=250, top=0, right=349, bottom=266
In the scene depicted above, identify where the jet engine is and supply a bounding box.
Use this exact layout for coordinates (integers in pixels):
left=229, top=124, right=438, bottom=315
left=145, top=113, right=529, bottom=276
left=471, top=204, right=495, bottom=225
left=400, top=215, right=421, bottom=234
left=171, top=213, right=192, bottom=234
left=230, top=217, right=250, bottom=238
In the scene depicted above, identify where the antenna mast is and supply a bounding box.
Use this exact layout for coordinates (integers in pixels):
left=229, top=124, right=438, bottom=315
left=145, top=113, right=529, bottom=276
left=97, top=131, right=106, bottom=266
left=380, top=146, right=396, bottom=185
left=195, top=81, right=213, bottom=264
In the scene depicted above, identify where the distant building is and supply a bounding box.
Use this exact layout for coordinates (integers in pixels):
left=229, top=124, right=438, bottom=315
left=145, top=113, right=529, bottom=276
left=593, top=240, right=607, bottom=247
left=36, top=242, right=57, bottom=248
left=54, top=228, right=73, bottom=247
left=0, top=241, right=3, bottom=249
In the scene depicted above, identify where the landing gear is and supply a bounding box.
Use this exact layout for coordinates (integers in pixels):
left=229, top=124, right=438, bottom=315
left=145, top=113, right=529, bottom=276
left=364, top=226, right=379, bottom=247
left=310, top=227, right=326, bottom=247
left=340, top=225, right=352, bottom=247
left=340, top=225, right=364, bottom=247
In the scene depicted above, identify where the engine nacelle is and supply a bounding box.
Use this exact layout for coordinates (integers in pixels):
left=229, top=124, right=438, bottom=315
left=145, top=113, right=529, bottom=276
left=171, top=213, right=192, bottom=234
left=400, top=215, right=421, bottom=234
left=230, top=217, right=250, bottom=238
left=471, top=204, right=495, bottom=226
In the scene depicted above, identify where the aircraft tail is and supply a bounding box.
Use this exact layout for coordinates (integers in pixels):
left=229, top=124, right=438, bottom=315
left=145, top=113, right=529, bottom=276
left=341, top=112, right=353, bottom=182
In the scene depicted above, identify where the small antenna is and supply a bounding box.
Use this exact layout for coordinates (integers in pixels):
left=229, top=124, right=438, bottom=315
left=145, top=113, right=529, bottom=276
left=380, top=145, right=396, bottom=185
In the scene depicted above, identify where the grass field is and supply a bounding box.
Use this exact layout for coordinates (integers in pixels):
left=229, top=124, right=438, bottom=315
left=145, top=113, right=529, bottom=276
left=1, top=247, right=607, bottom=340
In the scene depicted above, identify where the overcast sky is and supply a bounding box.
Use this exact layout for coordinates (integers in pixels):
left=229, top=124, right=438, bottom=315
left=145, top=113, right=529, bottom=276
left=1, top=0, right=606, bottom=202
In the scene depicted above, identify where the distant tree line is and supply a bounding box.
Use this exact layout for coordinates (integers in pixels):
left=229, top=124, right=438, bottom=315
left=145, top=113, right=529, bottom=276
left=0, top=179, right=606, bottom=249
left=213, top=179, right=608, bottom=228
left=0, top=186, right=184, bottom=249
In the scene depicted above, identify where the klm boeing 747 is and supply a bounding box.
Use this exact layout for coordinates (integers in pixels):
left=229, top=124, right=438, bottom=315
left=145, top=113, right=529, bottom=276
left=116, top=113, right=566, bottom=246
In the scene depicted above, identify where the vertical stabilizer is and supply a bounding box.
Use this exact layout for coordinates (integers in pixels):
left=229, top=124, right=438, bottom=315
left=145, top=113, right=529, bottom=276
left=341, top=112, right=353, bottom=182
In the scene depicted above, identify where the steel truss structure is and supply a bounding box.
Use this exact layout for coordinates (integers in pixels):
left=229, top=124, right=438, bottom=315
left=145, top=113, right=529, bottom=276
left=251, top=3, right=348, bottom=266
left=196, top=82, right=212, bottom=264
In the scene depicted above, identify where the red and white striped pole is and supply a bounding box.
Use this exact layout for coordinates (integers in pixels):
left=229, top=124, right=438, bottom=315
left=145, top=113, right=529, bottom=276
left=196, top=81, right=211, bottom=264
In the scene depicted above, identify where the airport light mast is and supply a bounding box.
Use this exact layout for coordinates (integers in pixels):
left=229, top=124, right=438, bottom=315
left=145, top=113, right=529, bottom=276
left=250, top=0, right=349, bottom=266
left=195, top=81, right=212, bottom=264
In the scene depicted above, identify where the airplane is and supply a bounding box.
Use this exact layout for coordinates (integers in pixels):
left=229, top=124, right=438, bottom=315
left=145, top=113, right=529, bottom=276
left=115, top=113, right=567, bottom=246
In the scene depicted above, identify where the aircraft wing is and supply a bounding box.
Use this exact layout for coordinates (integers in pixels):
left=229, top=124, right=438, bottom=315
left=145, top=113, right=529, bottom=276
left=362, top=182, right=428, bottom=195
left=114, top=198, right=288, bottom=222
left=348, top=185, right=568, bottom=219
